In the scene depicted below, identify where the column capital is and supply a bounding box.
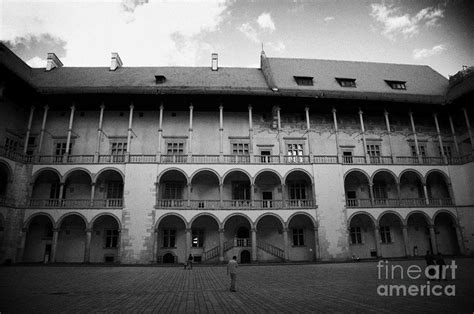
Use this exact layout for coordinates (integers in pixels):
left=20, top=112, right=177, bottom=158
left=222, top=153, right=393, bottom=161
left=433, top=112, right=438, bottom=118
left=332, top=107, right=337, bottom=113
left=313, top=227, right=319, bottom=232
left=159, top=103, right=164, bottom=110
left=401, top=225, right=408, bottom=229
left=358, top=108, right=363, bottom=115
left=219, top=228, right=225, bottom=233
left=219, top=105, right=223, bottom=110
left=90, top=182, right=96, bottom=186
left=248, top=105, right=252, bottom=110
left=185, top=228, right=192, bottom=233
left=85, top=228, right=92, bottom=233
left=129, top=103, right=134, bottom=109
left=53, top=228, right=60, bottom=232
left=70, top=104, right=76, bottom=111
left=44, top=104, right=50, bottom=110
left=305, top=106, right=309, bottom=112
left=251, top=228, right=257, bottom=233
left=383, top=109, right=389, bottom=116
left=189, top=104, right=194, bottom=110
left=100, top=103, right=105, bottom=110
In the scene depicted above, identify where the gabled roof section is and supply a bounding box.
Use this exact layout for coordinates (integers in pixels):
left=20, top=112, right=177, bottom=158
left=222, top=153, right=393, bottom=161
left=263, top=57, right=449, bottom=104
left=0, top=42, right=35, bottom=88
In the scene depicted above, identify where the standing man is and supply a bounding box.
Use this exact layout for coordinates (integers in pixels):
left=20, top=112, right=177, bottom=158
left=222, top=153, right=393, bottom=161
left=227, top=256, right=238, bottom=292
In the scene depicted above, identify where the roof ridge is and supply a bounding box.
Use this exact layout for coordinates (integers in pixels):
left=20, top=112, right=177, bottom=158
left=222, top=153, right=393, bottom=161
left=266, top=56, right=431, bottom=68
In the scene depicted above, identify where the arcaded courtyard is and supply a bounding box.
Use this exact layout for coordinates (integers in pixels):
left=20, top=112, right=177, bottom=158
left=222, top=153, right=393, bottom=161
left=1, top=259, right=473, bottom=313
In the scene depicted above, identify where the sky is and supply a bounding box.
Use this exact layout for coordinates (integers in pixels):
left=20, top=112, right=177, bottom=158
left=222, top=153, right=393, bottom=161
left=1, top=0, right=473, bottom=78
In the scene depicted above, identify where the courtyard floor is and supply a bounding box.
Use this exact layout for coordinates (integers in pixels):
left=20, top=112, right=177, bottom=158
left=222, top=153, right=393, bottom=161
left=1, top=258, right=474, bottom=313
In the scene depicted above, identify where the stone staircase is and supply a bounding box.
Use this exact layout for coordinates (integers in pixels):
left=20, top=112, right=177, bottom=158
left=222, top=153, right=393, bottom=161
left=202, top=238, right=285, bottom=262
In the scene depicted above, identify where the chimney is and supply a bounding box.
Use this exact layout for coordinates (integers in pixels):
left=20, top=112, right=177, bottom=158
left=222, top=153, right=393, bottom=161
left=211, top=53, right=218, bottom=71
left=110, top=52, right=123, bottom=71
left=46, top=53, right=63, bottom=71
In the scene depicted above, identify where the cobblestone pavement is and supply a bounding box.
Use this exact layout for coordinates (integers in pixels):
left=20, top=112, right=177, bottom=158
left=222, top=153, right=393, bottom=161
left=1, top=258, right=473, bottom=313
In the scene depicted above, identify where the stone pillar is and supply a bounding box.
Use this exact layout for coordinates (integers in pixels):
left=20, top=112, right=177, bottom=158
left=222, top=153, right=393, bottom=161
left=313, top=227, right=319, bottom=261
left=358, top=109, right=369, bottom=163
left=368, top=183, right=375, bottom=205
left=187, top=183, right=192, bottom=207
left=250, top=183, right=255, bottom=208
left=402, top=225, right=410, bottom=257
left=219, top=105, right=224, bottom=158
left=396, top=182, right=401, bottom=204
left=152, top=230, right=158, bottom=263
left=462, top=107, right=474, bottom=152
left=23, top=105, right=35, bottom=154
left=155, top=183, right=160, bottom=208
left=219, top=184, right=223, bottom=208
left=455, top=224, right=465, bottom=255
left=126, top=103, right=134, bottom=159
left=281, top=183, right=287, bottom=208
left=283, top=228, right=290, bottom=261
left=429, top=225, right=438, bottom=254
left=374, top=226, right=382, bottom=257
left=37, top=105, right=49, bottom=156
left=59, top=183, right=65, bottom=200
left=95, top=103, right=105, bottom=162
left=16, top=228, right=27, bottom=263
left=448, top=114, right=460, bottom=156
left=65, top=104, right=76, bottom=159
left=408, top=110, right=421, bottom=163
left=219, top=228, right=225, bottom=262
left=185, top=228, right=192, bottom=258
left=305, top=107, right=312, bottom=159
left=248, top=105, right=254, bottom=159
left=384, top=110, right=395, bottom=163
left=84, top=228, right=92, bottom=263
left=423, top=183, right=430, bottom=205
left=157, top=103, right=164, bottom=159
left=433, top=113, right=447, bottom=164
left=90, top=183, right=96, bottom=207
left=276, top=106, right=283, bottom=161
left=332, top=108, right=341, bottom=163
left=251, top=228, right=257, bottom=262
left=117, top=230, right=122, bottom=263
left=51, top=228, right=59, bottom=263
left=188, top=104, right=193, bottom=157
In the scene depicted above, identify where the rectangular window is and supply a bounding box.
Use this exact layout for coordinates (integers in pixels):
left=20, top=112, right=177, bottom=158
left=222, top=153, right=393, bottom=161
left=411, top=145, right=426, bottom=157
left=287, top=143, right=304, bottom=162
left=5, top=137, right=20, bottom=152
left=336, top=78, right=356, bottom=88
left=163, top=182, right=183, bottom=199
left=167, top=142, right=185, bottom=155
left=439, top=145, right=452, bottom=158
left=49, top=182, right=61, bottom=199
left=107, top=181, right=123, bottom=199
left=192, top=229, right=204, bottom=247
left=366, top=144, right=380, bottom=157
left=110, top=141, right=127, bottom=155
left=232, top=143, right=249, bottom=155
left=385, top=80, right=407, bottom=90
left=288, top=181, right=306, bottom=200
left=55, top=142, right=72, bottom=156
left=350, top=227, right=362, bottom=244
left=380, top=226, right=391, bottom=244
left=163, top=229, right=176, bottom=248
left=232, top=182, right=250, bottom=200
left=294, top=76, right=313, bottom=86
left=105, top=229, right=119, bottom=248
left=342, top=151, right=353, bottom=164
left=292, top=228, right=305, bottom=246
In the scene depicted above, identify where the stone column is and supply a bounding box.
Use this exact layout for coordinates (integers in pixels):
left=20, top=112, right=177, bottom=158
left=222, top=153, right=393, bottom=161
left=155, top=183, right=160, bottom=208
left=313, top=227, right=319, bottom=261
left=283, top=228, right=290, bottom=261
left=408, top=110, right=421, bottom=163
left=374, top=226, right=382, bottom=257
left=16, top=228, right=27, bottom=263
left=37, top=105, right=49, bottom=156
left=126, top=103, right=134, bottom=160
left=248, top=105, right=254, bottom=160
left=384, top=110, right=395, bottom=163
left=59, top=183, right=65, bottom=201
left=23, top=105, right=35, bottom=154
left=219, top=228, right=225, bottom=262
left=95, top=103, right=105, bottom=162
left=219, top=105, right=224, bottom=159
left=396, top=182, right=401, bottom=204
left=187, top=183, right=192, bottom=207
left=429, top=225, right=438, bottom=254
left=455, top=224, right=465, bottom=255
left=188, top=104, right=193, bottom=158
left=65, top=104, right=76, bottom=160
left=281, top=183, right=287, bottom=208
left=358, top=109, right=369, bottom=163
left=433, top=113, right=447, bottom=164
left=219, top=184, right=223, bottom=208
left=462, top=107, right=474, bottom=152
left=185, top=228, right=192, bottom=258
left=251, top=228, right=257, bottom=262
left=51, top=228, right=59, bottom=263
left=157, top=103, right=164, bottom=159
left=152, top=230, right=158, bottom=263
left=402, top=225, right=410, bottom=257
left=305, top=107, right=312, bottom=159
left=448, top=114, right=460, bottom=156
left=368, top=183, right=375, bottom=206
left=332, top=108, right=341, bottom=163
left=84, top=228, right=92, bottom=263
left=422, top=183, right=430, bottom=205
left=276, top=106, right=283, bottom=162
left=90, top=183, right=96, bottom=207
left=116, top=230, right=122, bottom=263
left=250, top=183, right=255, bottom=208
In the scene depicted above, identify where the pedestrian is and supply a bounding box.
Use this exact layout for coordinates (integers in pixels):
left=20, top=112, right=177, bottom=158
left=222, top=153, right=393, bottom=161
left=187, top=254, right=193, bottom=270
left=425, top=250, right=436, bottom=277
left=435, top=252, right=446, bottom=280
left=227, top=255, right=238, bottom=292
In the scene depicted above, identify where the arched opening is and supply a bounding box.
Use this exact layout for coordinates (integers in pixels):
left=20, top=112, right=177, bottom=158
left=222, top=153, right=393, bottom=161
left=372, top=171, right=398, bottom=206
left=348, top=213, right=377, bottom=259
left=426, top=172, right=452, bottom=206
left=287, top=214, right=317, bottom=261
left=0, top=163, right=10, bottom=197
left=162, top=252, right=176, bottom=263
left=254, top=171, right=282, bottom=208
left=31, top=170, right=61, bottom=207
left=190, top=170, right=220, bottom=209
left=23, top=215, right=54, bottom=262
left=222, top=171, right=251, bottom=208
left=406, top=213, right=431, bottom=256
left=90, top=215, right=120, bottom=263
left=344, top=171, right=370, bottom=207
left=190, top=214, right=220, bottom=263
left=157, top=170, right=187, bottom=208
left=285, top=170, right=313, bottom=208
left=56, top=214, right=87, bottom=263
left=399, top=171, right=425, bottom=206
left=223, top=215, right=252, bottom=260
left=434, top=212, right=459, bottom=255
left=240, top=250, right=251, bottom=264
left=256, top=215, right=285, bottom=262
left=236, top=226, right=249, bottom=238
left=63, top=170, right=92, bottom=207
left=156, top=214, right=187, bottom=263
left=94, top=169, right=124, bottom=208
left=378, top=213, right=405, bottom=258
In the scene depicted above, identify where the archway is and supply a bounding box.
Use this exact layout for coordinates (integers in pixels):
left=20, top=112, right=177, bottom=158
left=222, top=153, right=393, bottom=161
left=162, top=252, right=176, bottom=263
left=434, top=212, right=459, bottom=255
left=94, top=169, right=124, bottom=208
left=156, top=214, right=187, bottom=263
left=240, top=250, right=251, bottom=264
left=426, top=172, right=451, bottom=206
left=256, top=215, right=285, bottom=262
left=189, top=214, right=220, bottom=263
left=90, top=215, right=120, bottom=263
left=56, top=214, right=87, bottom=263
left=223, top=214, right=252, bottom=260
left=190, top=170, right=220, bottom=209
left=372, top=171, right=398, bottom=206
left=23, top=215, right=54, bottom=262
left=222, top=170, right=251, bottom=208
left=406, top=212, right=431, bottom=256
left=157, top=170, right=188, bottom=208
left=378, top=212, right=405, bottom=258
left=254, top=171, right=282, bottom=208
left=344, top=170, right=370, bottom=207
left=285, top=170, right=313, bottom=208
left=348, top=213, right=377, bottom=259
left=399, top=171, right=424, bottom=206
left=31, top=170, right=61, bottom=207
left=287, top=213, right=317, bottom=261
left=63, top=170, right=92, bottom=207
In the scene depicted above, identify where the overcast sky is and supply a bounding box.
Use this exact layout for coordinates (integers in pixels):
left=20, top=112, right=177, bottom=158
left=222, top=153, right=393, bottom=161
left=1, top=0, right=472, bottom=77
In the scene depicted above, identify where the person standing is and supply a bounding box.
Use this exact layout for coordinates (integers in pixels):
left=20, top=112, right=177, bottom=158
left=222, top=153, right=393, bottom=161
left=187, top=254, right=194, bottom=270
left=227, top=256, right=238, bottom=292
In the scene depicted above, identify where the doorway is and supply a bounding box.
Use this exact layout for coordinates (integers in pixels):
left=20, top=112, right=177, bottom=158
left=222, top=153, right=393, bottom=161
left=240, top=250, right=251, bottom=263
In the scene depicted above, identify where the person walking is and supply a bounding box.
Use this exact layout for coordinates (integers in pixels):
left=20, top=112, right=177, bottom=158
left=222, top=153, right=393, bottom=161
left=435, top=252, right=446, bottom=280
left=187, top=254, right=194, bottom=270
left=227, top=256, right=238, bottom=292
left=425, top=250, right=436, bottom=277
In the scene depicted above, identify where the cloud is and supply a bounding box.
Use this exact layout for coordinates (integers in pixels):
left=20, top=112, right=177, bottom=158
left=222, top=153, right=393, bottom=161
left=4, top=33, right=67, bottom=65
left=238, top=23, right=259, bottom=43
left=257, top=12, right=275, bottom=32
left=121, top=0, right=149, bottom=12
left=26, top=56, right=47, bottom=68
left=413, top=44, right=446, bottom=59
left=323, top=16, right=335, bottom=22
left=267, top=41, right=285, bottom=52
left=370, top=3, right=445, bottom=40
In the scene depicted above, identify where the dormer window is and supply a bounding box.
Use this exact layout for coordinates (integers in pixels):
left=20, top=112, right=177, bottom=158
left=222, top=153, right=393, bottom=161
left=336, top=78, right=356, bottom=88
left=385, top=80, right=406, bottom=90
left=294, top=76, right=313, bottom=86
left=155, top=75, right=166, bottom=84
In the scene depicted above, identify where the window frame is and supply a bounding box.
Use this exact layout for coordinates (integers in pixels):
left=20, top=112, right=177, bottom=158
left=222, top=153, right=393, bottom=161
left=192, top=229, right=204, bottom=247
left=294, top=76, right=314, bottom=86
left=163, top=229, right=177, bottom=248
left=336, top=77, right=356, bottom=88
left=350, top=226, right=362, bottom=244
left=292, top=228, right=305, bottom=246
left=105, top=229, right=119, bottom=248
left=380, top=226, right=392, bottom=244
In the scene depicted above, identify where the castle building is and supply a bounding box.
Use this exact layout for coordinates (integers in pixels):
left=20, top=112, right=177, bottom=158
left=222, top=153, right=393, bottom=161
left=0, top=43, right=473, bottom=264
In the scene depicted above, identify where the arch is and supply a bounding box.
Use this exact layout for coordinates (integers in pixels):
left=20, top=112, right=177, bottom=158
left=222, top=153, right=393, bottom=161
left=94, top=167, right=125, bottom=184
left=0, top=159, right=13, bottom=182
left=343, top=168, right=371, bottom=184
left=154, top=212, right=188, bottom=230
left=31, top=167, right=62, bottom=184
left=406, top=210, right=432, bottom=225
left=189, top=168, right=221, bottom=185
left=90, top=213, right=122, bottom=231
left=222, top=169, right=252, bottom=184
left=189, top=212, right=221, bottom=229
left=286, top=211, right=318, bottom=228
left=162, top=252, right=177, bottom=263
left=63, top=167, right=93, bottom=184
left=372, top=169, right=399, bottom=184
left=433, top=210, right=458, bottom=225
left=347, top=211, right=377, bottom=227
left=254, top=169, right=284, bottom=185
left=399, top=169, right=425, bottom=185
left=425, top=169, right=451, bottom=186
left=255, top=212, right=285, bottom=230
left=23, top=212, right=55, bottom=229
left=283, top=168, right=314, bottom=185
left=56, top=212, right=89, bottom=229
left=156, top=168, right=190, bottom=185
left=377, top=210, right=405, bottom=226
left=222, top=213, right=254, bottom=228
